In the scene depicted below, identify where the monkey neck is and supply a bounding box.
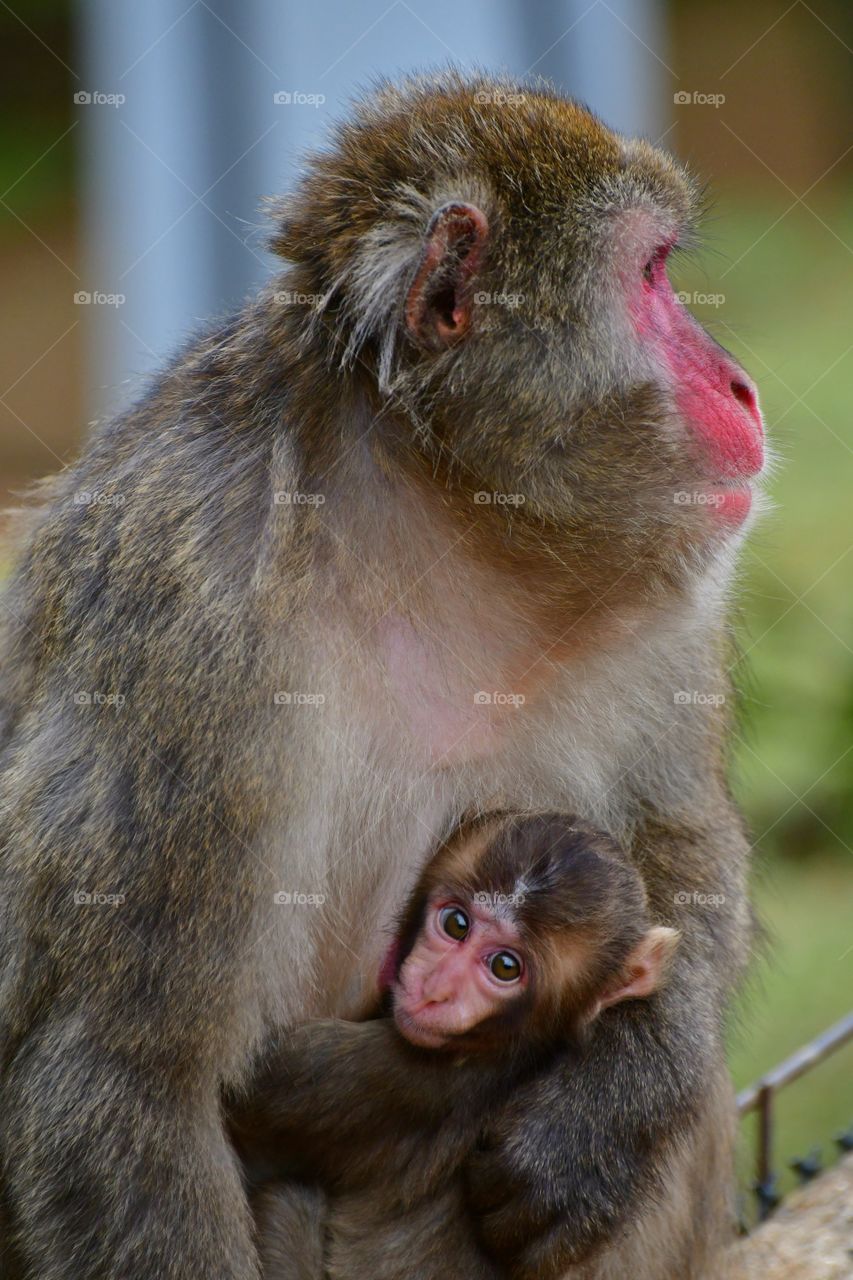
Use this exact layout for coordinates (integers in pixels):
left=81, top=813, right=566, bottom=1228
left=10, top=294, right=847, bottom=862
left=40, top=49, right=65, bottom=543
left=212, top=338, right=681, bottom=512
left=289, top=413, right=732, bottom=789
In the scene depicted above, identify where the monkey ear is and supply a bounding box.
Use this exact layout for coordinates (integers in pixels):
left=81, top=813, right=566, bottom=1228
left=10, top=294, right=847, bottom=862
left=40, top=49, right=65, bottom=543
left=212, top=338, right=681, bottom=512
left=404, top=203, right=489, bottom=350
left=598, top=926, right=680, bottom=1011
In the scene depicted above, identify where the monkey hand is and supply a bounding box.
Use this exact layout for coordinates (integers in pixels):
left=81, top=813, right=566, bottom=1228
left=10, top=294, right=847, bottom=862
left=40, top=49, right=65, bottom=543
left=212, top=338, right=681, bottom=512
left=464, top=1001, right=705, bottom=1277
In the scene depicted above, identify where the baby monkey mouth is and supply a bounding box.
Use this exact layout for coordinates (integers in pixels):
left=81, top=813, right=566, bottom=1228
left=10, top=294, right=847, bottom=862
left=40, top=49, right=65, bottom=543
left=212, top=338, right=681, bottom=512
left=392, top=1002, right=453, bottom=1050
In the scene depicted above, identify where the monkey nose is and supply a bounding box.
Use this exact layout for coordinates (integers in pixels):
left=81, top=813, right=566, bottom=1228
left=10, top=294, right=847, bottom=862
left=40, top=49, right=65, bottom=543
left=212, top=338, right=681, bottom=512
left=421, top=962, right=465, bottom=1004
left=420, top=974, right=453, bottom=1004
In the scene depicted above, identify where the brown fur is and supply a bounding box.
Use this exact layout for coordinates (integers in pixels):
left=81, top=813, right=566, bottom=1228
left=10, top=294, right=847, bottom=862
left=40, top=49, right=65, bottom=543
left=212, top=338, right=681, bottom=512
left=234, top=812, right=677, bottom=1280
left=0, top=71, right=752, bottom=1279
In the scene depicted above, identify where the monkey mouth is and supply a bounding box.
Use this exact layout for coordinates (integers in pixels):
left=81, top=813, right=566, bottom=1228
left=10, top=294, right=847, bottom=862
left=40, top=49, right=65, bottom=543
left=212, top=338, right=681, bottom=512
left=394, top=1004, right=452, bottom=1049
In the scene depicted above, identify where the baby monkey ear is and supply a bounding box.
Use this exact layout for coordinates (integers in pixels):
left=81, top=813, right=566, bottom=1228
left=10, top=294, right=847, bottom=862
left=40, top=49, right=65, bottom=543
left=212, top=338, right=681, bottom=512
left=404, top=203, right=489, bottom=350
left=599, top=926, right=680, bottom=1011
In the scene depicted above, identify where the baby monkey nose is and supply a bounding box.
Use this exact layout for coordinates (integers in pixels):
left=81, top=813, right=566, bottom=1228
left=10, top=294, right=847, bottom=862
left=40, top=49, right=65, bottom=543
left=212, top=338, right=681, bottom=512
left=421, top=971, right=455, bottom=1004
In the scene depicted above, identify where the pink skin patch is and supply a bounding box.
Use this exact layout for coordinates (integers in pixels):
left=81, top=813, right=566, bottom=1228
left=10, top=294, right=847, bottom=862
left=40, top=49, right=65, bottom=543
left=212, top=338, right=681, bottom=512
left=376, top=613, right=502, bottom=764
left=391, top=898, right=527, bottom=1048
left=704, top=486, right=754, bottom=525
left=629, top=243, right=764, bottom=520
left=378, top=937, right=401, bottom=994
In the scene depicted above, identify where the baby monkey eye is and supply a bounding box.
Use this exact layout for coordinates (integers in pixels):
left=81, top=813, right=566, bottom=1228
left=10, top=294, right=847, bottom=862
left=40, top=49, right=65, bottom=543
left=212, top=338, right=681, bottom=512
left=489, top=951, right=522, bottom=983
left=439, top=906, right=470, bottom=941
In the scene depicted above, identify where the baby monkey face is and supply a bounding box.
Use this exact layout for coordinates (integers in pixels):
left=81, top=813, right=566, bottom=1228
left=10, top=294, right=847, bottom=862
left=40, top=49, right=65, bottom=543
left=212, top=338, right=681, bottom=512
left=392, top=892, right=529, bottom=1050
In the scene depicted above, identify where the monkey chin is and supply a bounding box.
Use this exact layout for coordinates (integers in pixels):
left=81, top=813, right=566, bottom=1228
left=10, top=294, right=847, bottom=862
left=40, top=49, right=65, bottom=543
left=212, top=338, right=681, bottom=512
left=707, top=483, right=754, bottom=527
left=392, top=1004, right=454, bottom=1051
left=676, top=477, right=759, bottom=541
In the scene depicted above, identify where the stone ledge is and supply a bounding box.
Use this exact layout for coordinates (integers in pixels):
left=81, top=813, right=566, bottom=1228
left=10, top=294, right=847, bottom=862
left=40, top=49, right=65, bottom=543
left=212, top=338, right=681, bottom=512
left=726, top=1154, right=853, bottom=1278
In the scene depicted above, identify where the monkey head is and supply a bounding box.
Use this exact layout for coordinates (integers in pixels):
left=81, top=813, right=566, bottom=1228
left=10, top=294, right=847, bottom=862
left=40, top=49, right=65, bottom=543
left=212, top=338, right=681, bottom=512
left=385, top=813, right=678, bottom=1054
left=273, top=73, right=765, bottom=609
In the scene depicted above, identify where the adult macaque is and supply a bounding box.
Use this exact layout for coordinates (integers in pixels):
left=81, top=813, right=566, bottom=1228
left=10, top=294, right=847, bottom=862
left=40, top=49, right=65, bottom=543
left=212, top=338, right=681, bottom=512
left=0, top=73, right=761, bottom=1278
left=234, top=812, right=679, bottom=1280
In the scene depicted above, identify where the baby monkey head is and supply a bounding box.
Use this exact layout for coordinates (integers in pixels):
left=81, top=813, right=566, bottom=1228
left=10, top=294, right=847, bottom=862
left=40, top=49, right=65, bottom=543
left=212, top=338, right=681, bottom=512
left=388, top=813, right=678, bottom=1054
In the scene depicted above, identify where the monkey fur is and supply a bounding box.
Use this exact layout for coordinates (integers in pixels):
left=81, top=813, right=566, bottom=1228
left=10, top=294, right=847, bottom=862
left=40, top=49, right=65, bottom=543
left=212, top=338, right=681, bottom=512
left=0, top=72, right=759, bottom=1279
left=234, top=812, right=679, bottom=1280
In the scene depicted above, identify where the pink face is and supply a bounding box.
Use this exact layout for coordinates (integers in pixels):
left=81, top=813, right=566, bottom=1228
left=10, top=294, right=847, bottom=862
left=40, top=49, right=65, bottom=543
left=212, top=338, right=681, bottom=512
left=628, top=237, right=764, bottom=525
left=392, top=896, right=528, bottom=1049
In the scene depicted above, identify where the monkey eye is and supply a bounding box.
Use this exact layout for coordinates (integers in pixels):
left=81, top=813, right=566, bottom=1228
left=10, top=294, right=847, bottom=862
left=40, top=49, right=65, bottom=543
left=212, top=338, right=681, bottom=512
left=439, top=906, right=470, bottom=941
left=488, top=951, right=523, bottom=983
left=642, top=244, right=671, bottom=286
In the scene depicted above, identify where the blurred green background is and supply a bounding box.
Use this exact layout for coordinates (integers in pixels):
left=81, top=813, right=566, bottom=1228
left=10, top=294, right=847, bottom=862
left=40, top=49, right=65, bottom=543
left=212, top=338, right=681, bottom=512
left=1, top=0, right=851, bottom=1215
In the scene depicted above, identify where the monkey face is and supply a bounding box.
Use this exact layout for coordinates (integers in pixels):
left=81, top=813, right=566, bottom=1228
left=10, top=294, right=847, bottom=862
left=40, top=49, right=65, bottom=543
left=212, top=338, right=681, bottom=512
left=391, top=892, right=529, bottom=1050
left=274, top=74, right=765, bottom=600
left=392, top=113, right=765, bottom=562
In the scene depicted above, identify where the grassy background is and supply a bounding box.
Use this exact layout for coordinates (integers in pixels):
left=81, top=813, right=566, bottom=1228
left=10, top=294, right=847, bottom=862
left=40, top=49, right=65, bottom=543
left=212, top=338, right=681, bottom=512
left=672, top=197, right=853, bottom=1210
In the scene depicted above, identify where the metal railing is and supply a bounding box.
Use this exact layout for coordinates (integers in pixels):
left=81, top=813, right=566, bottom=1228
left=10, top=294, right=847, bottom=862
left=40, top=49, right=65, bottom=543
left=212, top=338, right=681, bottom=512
left=736, top=1009, right=853, bottom=1221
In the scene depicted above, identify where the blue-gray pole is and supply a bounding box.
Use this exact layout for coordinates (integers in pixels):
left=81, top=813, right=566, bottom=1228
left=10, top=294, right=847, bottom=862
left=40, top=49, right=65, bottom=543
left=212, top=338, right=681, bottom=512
left=77, top=0, right=666, bottom=418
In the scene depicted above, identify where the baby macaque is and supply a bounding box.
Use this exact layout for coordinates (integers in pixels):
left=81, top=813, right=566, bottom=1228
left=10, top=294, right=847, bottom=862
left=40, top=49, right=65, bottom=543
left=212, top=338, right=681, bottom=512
left=232, top=814, right=678, bottom=1280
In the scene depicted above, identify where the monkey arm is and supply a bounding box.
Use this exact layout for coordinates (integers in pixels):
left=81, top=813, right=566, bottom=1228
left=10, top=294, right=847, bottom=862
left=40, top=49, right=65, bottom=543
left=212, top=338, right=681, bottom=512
left=463, top=914, right=740, bottom=1278
left=233, top=1019, right=497, bottom=1189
